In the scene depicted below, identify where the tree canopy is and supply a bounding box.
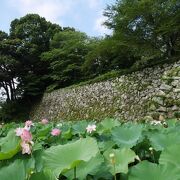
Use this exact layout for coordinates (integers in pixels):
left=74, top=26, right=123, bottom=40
left=0, top=0, right=179, bottom=121
left=104, top=0, right=180, bottom=60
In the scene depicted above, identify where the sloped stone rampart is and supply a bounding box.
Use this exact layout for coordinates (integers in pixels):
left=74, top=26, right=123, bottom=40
left=30, top=61, right=180, bottom=121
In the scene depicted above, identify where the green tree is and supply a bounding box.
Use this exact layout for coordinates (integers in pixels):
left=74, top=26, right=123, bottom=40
left=104, top=0, right=180, bottom=61
left=83, top=37, right=137, bottom=77
left=0, top=55, right=19, bottom=101
left=41, top=30, right=90, bottom=89
left=0, top=31, right=20, bottom=101
left=9, top=14, right=62, bottom=97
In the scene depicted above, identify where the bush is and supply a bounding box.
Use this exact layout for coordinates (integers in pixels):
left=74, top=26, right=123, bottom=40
left=0, top=100, right=30, bottom=122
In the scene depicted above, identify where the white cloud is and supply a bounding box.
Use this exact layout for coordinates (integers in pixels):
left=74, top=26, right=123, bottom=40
left=5, top=0, right=112, bottom=36
left=94, top=14, right=111, bottom=35
left=8, top=0, right=74, bottom=25
left=87, top=0, right=102, bottom=9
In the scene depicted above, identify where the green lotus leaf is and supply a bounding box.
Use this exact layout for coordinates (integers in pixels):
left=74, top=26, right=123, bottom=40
left=64, top=153, right=104, bottom=180
left=23, top=156, right=35, bottom=175
left=91, top=162, right=113, bottom=180
left=72, top=120, right=88, bottom=135
left=36, top=126, right=52, bottom=137
left=159, top=144, right=180, bottom=171
left=103, top=148, right=137, bottom=174
left=98, top=140, right=115, bottom=152
left=112, top=125, right=142, bottom=148
left=148, top=132, right=180, bottom=151
left=98, top=118, right=120, bottom=134
left=30, top=170, right=56, bottom=180
left=33, top=150, right=44, bottom=172
left=0, top=159, right=26, bottom=180
left=129, top=160, right=180, bottom=180
left=43, top=137, right=99, bottom=177
left=61, top=128, right=73, bottom=140
left=0, top=130, right=21, bottom=160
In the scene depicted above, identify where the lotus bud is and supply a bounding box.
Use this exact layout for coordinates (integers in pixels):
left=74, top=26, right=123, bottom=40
left=149, top=147, right=154, bottom=154
left=109, top=153, right=115, bottom=164
left=109, top=153, right=115, bottom=158
left=149, top=147, right=153, bottom=151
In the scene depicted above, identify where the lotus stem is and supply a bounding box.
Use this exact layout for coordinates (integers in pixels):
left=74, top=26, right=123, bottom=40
left=113, top=163, right=117, bottom=180
left=74, top=166, right=76, bottom=179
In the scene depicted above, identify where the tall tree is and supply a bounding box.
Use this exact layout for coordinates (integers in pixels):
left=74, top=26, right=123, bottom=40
left=83, top=37, right=137, bottom=77
left=41, top=30, right=90, bottom=89
left=104, top=0, right=180, bottom=61
left=9, top=14, right=62, bottom=97
left=0, top=31, right=20, bottom=101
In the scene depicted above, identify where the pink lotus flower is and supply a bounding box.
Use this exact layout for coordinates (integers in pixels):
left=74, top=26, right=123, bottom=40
left=51, top=128, right=61, bottom=136
left=25, top=120, right=33, bottom=127
left=21, top=141, right=32, bottom=154
left=15, top=128, right=24, bottom=136
left=41, top=118, right=49, bottom=124
left=15, top=124, right=34, bottom=155
left=86, top=124, right=96, bottom=133
left=24, top=120, right=34, bottom=131
left=20, top=129, right=32, bottom=142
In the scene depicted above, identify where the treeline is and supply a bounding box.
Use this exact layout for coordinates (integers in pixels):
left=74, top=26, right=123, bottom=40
left=0, top=0, right=179, bottom=121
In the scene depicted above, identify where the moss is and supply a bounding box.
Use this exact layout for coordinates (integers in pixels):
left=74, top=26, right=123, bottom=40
left=139, top=83, right=151, bottom=91
left=164, top=98, right=175, bottom=107
left=162, top=67, right=180, bottom=84
left=174, top=100, right=180, bottom=106
left=174, top=111, right=180, bottom=118
left=151, top=97, right=164, bottom=106
left=151, top=112, right=160, bottom=120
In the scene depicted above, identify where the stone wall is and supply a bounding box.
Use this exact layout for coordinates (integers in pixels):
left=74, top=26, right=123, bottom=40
left=30, top=60, right=180, bottom=121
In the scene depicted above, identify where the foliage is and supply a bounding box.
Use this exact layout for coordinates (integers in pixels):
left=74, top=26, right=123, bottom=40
left=0, top=159, right=26, bottom=180
left=41, top=30, right=91, bottom=89
left=0, top=99, right=32, bottom=122
left=129, top=160, right=180, bottom=180
left=112, top=124, right=143, bottom=148
left=0, top=118, right=180, bottom=179
left=43, top=137, right=99, bottom=177
left=104, top=0, right=180, bottom=60
left=83, top=37, right=137, bottom=77
left=103, top=148, right=137, bottom=174
left=0, top=130, right=20, bottom=160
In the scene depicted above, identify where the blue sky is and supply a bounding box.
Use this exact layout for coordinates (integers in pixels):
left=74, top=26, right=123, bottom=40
left=0, top=0, right=115, bottom=37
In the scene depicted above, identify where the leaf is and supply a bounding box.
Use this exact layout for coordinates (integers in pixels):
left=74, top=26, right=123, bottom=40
left=72, top=120, right=88, bottom=135
left=112, top=125, right=142, bottom=148
left=36, top=126, right=52, bottom=137
left=129, top=161, right=180, bottom=180
left=104, top=148, right=137, bottom=174
left=22, top=156, right=35, bottom=175
left=43, top=137, right=99, bottom=177
left=30, top=170, right=56, bottom=180
left=98, top=141, right=115, bottom=152
left=33, top=150, right=44, bottom=172
left=64, top=153, right=104, bottom=180
left=61, top=128, right=72, bottom=140
left=148, top=132, right=180, bottom=151
left=159, top=144, right=180, bottom=171
left=0, top=160, right=26, bottom=180
left=92, top=162, right=113, bottom=180
left=0, top=129, right=21, bottom=160
left=98, top=118, right=120, bottom=134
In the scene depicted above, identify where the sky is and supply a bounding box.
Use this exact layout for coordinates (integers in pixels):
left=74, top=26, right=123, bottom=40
left=0, top=0, right=115, bottom=37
